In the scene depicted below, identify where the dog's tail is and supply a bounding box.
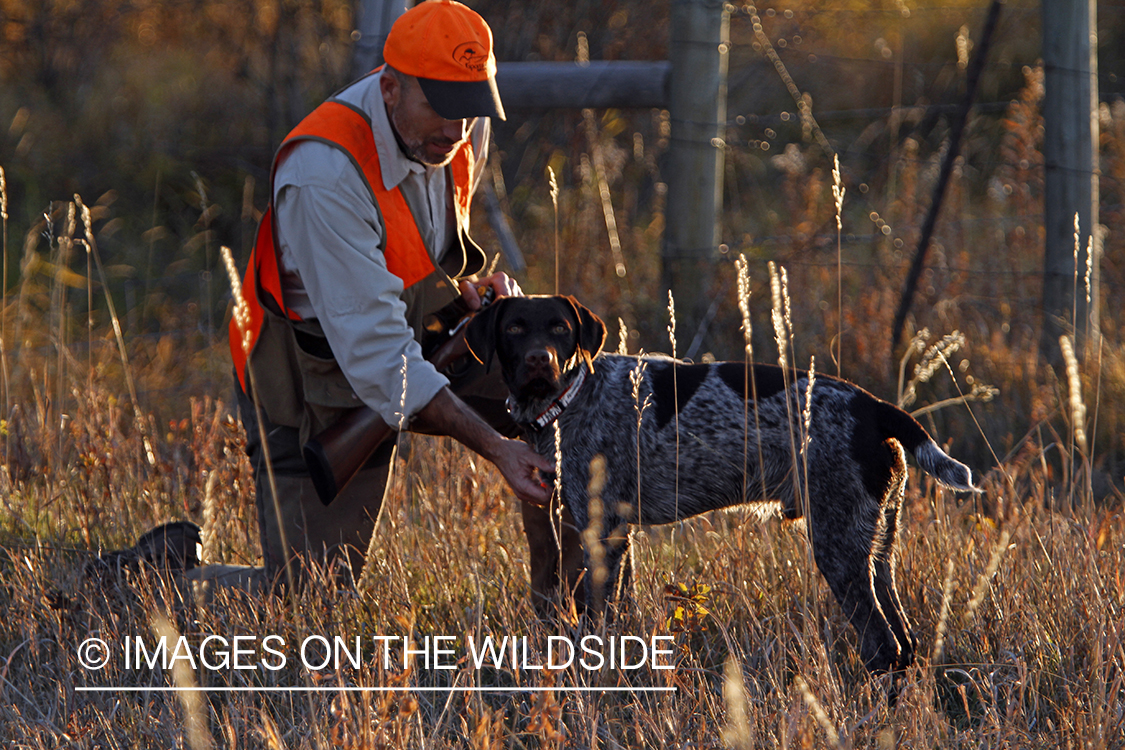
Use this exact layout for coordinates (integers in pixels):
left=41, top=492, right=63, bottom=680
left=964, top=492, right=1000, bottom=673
left=875, top=399, right=979, bottom=492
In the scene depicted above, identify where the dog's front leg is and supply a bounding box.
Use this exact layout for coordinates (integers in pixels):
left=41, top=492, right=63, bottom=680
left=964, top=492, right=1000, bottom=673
left=521, top=497, right=586, bottom=619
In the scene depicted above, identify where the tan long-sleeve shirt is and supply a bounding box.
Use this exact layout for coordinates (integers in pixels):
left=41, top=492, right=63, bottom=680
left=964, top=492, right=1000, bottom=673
left=271, top=68, right=489, bottom=425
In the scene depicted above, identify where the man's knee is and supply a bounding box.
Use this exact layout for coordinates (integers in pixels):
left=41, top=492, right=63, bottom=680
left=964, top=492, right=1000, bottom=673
left=256, top=456, right=391, bottom=585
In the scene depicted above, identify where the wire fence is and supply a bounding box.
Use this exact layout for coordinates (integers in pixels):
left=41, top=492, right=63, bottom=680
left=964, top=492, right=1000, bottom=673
left=4, top=0, right=1118, bottom=419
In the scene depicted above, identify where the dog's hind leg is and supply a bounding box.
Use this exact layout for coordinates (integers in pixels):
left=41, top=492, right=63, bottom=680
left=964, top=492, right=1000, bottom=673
left=806, top=476, right=904, bottom=675
left=869, top=440, right=917, bottom=669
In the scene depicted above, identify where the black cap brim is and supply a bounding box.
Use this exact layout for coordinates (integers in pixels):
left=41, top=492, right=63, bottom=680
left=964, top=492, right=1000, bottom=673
left=417, top=76, right=506, bottom=121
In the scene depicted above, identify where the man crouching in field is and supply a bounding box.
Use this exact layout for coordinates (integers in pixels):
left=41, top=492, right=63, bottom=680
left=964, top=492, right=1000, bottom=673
left=148, top=1, right=584, bottom=608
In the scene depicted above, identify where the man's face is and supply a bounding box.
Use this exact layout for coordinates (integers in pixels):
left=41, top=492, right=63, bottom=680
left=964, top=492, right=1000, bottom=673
left=381, top=72, right=475, bottom=167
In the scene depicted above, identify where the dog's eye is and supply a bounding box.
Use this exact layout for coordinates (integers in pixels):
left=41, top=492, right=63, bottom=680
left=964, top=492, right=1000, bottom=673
left=505, top=324, right=524, bottom=335
left=551, top=323, right=570, bottom=335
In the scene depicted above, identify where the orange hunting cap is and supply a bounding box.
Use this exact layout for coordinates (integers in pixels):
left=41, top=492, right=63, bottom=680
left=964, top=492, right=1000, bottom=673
left=383, top=0, right=506, bottom=121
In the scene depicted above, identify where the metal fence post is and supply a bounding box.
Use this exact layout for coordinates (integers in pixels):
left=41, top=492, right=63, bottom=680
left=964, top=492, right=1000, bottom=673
left=664, top=0, right=729, bottom=354
left=351, top=0, right=407, bottom=79
left=1042, top=0, right=1100, bottom=356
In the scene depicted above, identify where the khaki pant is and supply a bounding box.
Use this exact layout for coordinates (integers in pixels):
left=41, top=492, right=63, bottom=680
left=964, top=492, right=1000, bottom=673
left=188, top=359, right=585, bottom=612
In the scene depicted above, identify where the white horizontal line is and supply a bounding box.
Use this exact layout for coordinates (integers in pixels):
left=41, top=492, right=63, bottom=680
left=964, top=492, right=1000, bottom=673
left=77, top=686, right=676, bottom=693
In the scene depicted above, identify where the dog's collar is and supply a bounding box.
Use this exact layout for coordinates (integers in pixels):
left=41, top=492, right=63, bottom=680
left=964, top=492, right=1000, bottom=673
left=512, top=363, right=588, bottom=431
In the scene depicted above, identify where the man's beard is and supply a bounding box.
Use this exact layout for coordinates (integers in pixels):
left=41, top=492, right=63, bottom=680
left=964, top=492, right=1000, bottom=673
left=388, top=107, right=458, bottom=168
left=404, top=138, right=457, bottom=168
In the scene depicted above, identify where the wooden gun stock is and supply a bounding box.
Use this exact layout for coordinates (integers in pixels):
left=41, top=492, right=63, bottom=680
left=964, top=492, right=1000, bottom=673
left=303, top=328, right=472, bottom=505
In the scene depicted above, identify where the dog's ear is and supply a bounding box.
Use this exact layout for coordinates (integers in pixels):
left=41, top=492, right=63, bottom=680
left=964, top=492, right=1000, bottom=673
left=465, top=298, right=508, bottom=373
left=563, top=295, right=606, bottom=369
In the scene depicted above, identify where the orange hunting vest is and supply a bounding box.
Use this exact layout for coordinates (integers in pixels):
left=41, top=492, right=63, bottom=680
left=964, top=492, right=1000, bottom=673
left=230, top=76, right=483, bottom=438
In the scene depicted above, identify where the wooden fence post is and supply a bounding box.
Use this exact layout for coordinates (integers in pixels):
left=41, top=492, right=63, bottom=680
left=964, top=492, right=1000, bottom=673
left=663, top=0, right=729, bottom=354
left=1042, top=0, right=1100, bottom=356
left=495, top=61, right=670, bottom=109
left=350, top=0, right=405, bottom=79
left=350, top=0, right=729, bottom=351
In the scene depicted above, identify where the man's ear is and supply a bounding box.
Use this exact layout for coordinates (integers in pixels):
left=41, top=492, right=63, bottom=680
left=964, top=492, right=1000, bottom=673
left=380, top=68, right=401, bottom=108
left=465, top=298, right=507, bottom=373
left=563, top=295, right=606, bottom=369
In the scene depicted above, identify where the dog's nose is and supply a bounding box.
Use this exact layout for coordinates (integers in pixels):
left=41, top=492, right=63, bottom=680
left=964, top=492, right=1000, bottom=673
left=525, top=349, right=554, bottom=369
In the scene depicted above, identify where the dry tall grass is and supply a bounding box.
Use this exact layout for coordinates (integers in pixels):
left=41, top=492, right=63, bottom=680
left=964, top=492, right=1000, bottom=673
left=1, top=378, right=1122, bottom=747
left=2, top=62, right=1125, bottom=748
left=1, top=226, right=1122, bottom=746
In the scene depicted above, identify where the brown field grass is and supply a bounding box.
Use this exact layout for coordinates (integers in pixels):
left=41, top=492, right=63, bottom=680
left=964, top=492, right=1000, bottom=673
left=0, top=235, right=1122, bottom=746
left=1, top=48, right=1124, bottom=748
left=1, top=380, right=1123, bottom=747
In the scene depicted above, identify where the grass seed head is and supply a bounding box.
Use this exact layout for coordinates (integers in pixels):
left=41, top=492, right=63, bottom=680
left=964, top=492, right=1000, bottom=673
left=832, top=153, right=845, bottom=231
left=736, top=254, right=753, bottom=360
left=220, top=246, right=252, bottom=354
left=1060, top=335, right=1088, bottom=454
left=769, top=261, right=789, bottom=369
left=666, top=289, right=677, bottom=357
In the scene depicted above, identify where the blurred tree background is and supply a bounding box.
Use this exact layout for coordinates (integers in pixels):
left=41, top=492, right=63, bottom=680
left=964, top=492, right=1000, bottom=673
left=0, top=0, right=1069, bottom=306
left=2, top=0, right=1125, bottom=469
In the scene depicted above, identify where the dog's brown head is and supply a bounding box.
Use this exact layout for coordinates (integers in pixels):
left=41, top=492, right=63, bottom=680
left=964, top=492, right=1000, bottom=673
left=466, top=295, right=606, bottom=400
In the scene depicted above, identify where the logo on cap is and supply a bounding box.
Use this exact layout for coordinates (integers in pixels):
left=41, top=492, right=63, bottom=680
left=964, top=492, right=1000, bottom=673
left=453, top=42, right=489, bottom=73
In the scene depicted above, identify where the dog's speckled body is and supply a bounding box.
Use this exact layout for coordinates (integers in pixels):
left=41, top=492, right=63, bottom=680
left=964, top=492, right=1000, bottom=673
left=467, top=295, right=977, bottom=674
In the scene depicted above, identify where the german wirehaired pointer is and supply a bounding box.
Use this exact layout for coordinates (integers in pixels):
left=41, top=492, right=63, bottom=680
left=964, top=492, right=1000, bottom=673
left=466, top=295, right=977, bottom=674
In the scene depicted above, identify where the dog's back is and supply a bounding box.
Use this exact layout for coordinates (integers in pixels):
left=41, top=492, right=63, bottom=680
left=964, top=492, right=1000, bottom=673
left=552, top=354, right=974, bottom=528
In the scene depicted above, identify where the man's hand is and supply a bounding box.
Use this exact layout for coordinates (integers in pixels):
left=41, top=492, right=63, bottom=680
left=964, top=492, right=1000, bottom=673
left=410, top=387, right=553, bottom=506
left=488, top=437, right=554, bottom=507
left=459, top=272, right=522, bottom=311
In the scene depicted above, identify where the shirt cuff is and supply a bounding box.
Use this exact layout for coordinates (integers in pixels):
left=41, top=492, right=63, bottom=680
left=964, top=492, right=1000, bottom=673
left=373, top=358, right=450, bottom=428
